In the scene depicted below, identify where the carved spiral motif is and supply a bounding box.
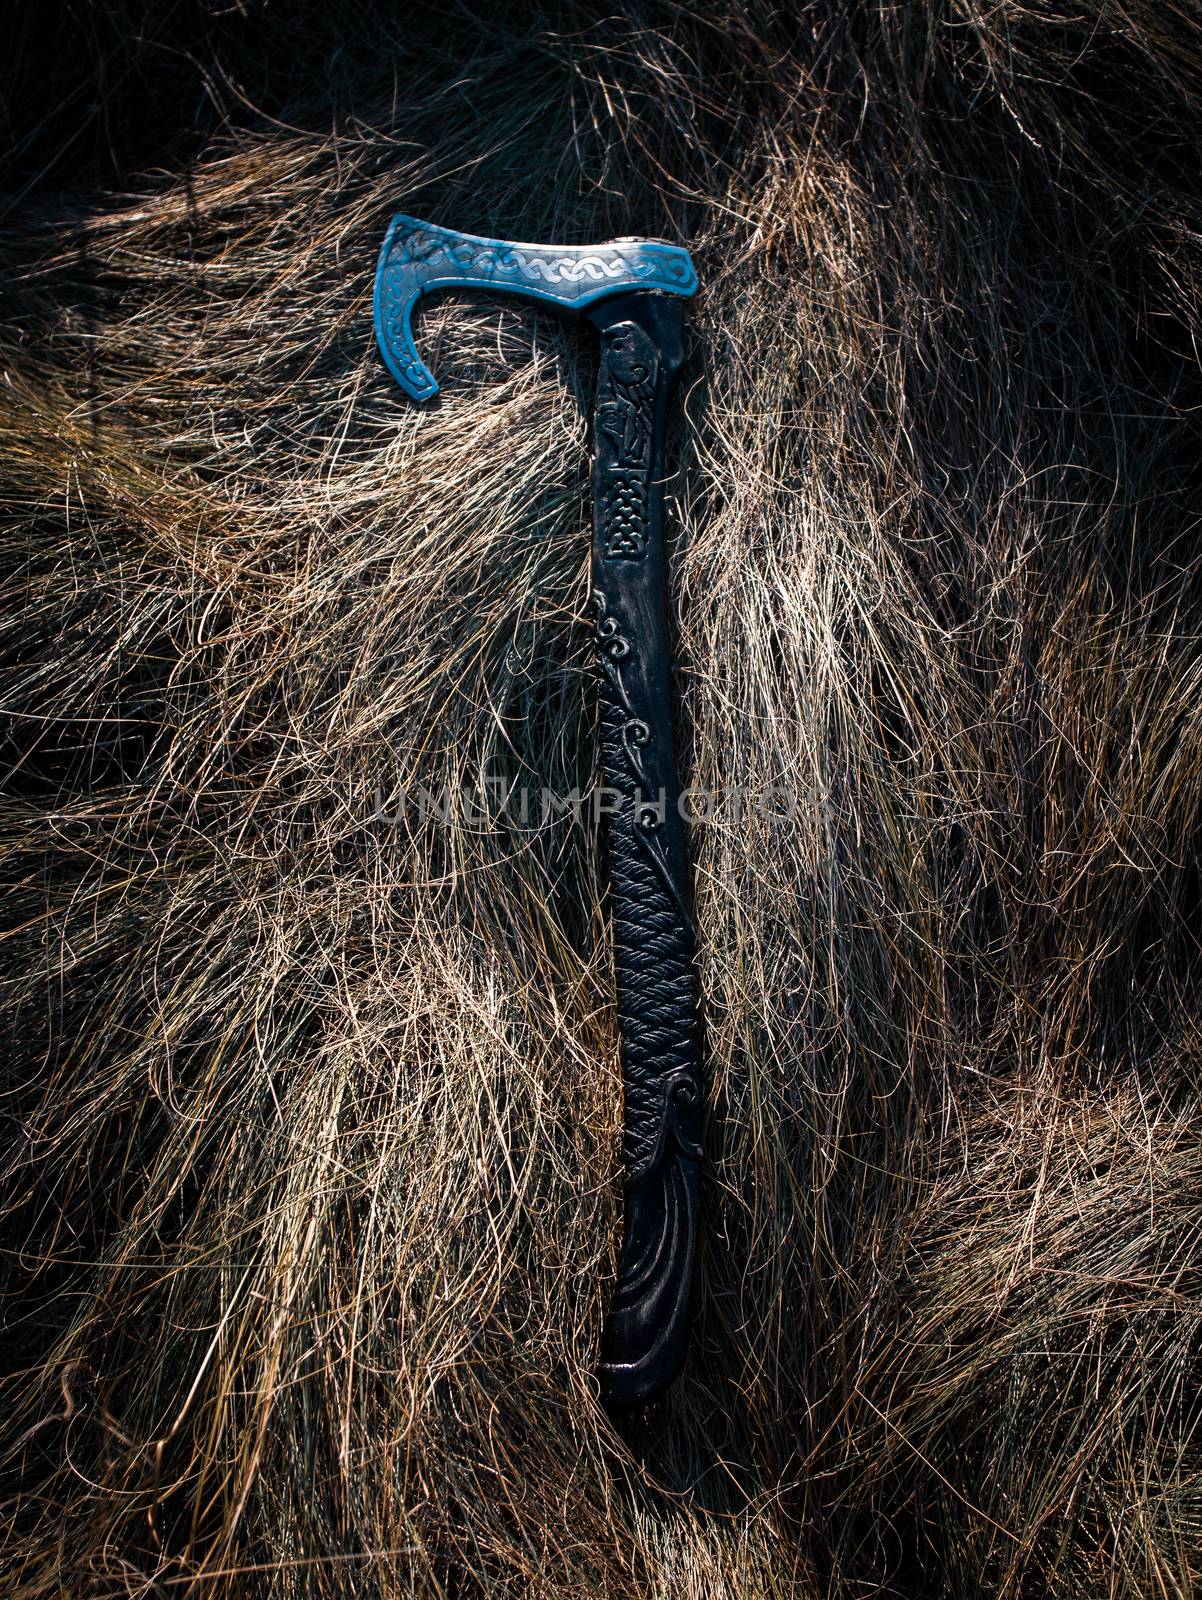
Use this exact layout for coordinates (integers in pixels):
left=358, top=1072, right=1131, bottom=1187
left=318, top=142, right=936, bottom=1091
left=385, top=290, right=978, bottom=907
left=622, top=718, right=651, bottom=786
left=594, top=604, right=631, bottom=661
left=625, top=1070, right=703, bottom=1187
left=591, top=590, right=686, bottom=917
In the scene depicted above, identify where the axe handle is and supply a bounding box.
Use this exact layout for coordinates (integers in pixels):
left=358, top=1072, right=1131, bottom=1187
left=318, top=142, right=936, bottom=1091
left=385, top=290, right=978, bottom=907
left=586, top=292, right=701, bottom=1406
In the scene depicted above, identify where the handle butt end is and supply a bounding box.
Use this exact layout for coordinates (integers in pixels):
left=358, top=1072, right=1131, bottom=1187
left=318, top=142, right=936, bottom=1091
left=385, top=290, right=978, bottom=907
left=598, top=1153, right=698, bottom=1406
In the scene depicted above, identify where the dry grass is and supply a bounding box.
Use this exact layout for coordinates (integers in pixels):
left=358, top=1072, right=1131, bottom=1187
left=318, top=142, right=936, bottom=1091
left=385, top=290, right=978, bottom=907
left=3, top=2, right=1202, bottom=1594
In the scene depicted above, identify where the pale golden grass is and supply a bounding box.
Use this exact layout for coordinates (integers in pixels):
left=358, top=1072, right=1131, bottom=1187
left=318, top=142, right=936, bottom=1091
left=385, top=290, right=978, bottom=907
left=2, top=3, right=1202, bottom=1595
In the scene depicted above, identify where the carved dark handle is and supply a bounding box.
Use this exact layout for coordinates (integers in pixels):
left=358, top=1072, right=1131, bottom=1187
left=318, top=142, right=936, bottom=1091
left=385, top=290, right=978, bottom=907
left=586, top=293, right=701, bottom=1406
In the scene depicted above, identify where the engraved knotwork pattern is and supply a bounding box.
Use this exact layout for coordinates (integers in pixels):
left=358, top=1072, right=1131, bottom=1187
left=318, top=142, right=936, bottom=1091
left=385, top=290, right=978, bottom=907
left=597, top=323, right=658, bottom=562
left=603, top=472, right=650, bottom=559
left=393, top=225, right=695, bottom=292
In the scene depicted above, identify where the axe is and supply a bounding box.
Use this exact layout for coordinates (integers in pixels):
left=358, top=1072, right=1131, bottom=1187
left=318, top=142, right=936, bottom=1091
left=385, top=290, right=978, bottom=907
left=373, top=215, right=701, bottom=1404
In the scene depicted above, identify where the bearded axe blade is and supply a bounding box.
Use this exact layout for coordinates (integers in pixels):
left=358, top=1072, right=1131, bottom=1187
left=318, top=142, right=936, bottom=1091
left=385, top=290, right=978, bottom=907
left=373, top=213, right=697, bottom=401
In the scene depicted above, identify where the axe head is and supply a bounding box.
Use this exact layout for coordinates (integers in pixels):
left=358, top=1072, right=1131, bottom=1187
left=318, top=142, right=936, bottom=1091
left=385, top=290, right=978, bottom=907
left=373, top=214, right=697, bottom=401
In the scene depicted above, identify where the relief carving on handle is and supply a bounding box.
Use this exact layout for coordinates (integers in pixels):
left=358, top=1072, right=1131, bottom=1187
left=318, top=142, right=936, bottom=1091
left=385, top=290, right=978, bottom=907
left=591, top=589, right=684, bottom=917
left=597, top=323, right=658, bottom=561
left=590, top=294, right=699, bottom=1402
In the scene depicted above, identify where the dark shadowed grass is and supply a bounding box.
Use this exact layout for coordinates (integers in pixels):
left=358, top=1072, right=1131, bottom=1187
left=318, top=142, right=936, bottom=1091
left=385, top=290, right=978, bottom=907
left=2, top=2, right=1202, bottom=1595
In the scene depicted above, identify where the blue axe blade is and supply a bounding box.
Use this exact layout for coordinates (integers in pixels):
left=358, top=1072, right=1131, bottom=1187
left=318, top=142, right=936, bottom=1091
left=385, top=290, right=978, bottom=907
left=373, top=213, right=698, bottom=401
